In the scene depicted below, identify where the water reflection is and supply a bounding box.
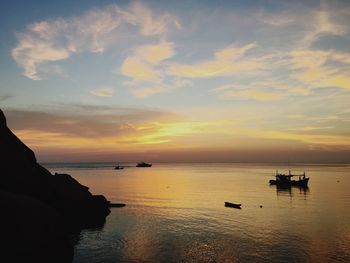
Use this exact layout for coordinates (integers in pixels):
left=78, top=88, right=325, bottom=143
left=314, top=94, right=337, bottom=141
left=271, top=185, right=310, bottom=197
left=47, top=163, right=350, bottom=263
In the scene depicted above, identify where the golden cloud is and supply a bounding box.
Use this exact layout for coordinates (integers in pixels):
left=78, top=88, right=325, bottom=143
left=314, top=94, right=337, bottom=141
left=120, top=57, right=160, bottom=82
left=166, top=43, right=264, bottom=78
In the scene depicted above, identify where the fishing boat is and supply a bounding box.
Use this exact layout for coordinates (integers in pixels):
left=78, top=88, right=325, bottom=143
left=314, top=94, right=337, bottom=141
left=269, top=170, right=309, bottom=187
left=136, top=162, right=152, bottom=167
left=224, top=202, right=242, bottom=209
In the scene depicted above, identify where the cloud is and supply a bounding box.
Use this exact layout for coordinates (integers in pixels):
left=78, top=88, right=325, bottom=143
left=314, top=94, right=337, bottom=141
left=121, top=57, right=160, bottom=82
left=173, top=79, right=192, bottom=88
left=300, top=2, right=348, bottom=47
left=5, top=105, right=177, bottom=143
left=213, top=84, right=283, bottom=101
left=257, top=10, right=295, bottom=27
left=0, top=95, right=14, bottom=102
left=128, top=79, right=191, bottom=98
left=287, top=126, right=334, bottom=131
left=119, top=40, right=191, bottom=97
left=213, top=79, right=311, bottom=101
left=261, top=130, right=350, bottom=147
left=287, top=114, right=306, bottom=119
left=4, top=106, right=236, bottom=150
left=119, top=40, right=175, bottom=82
left=290, top=49, right=350, bottom=90
left=228, top=89, right=282, bottom=101
left=133, top=41, right=175, bottom=64
left=256, top=80, right=311, bottom=96
left=166, top=43, right=264, bottom=78
left=133, top=120, right=232, bottom=145
left=119, top=1, right=181, bottom=36
left=12, top=38, right=70, bottom=80
left=89, top=87, right=114, bottom=97
left=129, top=86, right=167, bottom=98
left=12, top=2, right=180, bottom=80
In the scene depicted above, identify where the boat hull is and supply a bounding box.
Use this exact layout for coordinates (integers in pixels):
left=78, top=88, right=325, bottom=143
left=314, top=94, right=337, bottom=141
left=224, top=202, right=242, bottom=209
left=136, top=163, right=152, bottom=167
left=269, top=178, right=309, bottom=187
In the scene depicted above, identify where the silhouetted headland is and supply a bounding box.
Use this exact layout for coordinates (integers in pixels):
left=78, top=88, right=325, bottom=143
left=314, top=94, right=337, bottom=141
left=0, top=109, right=110, bottom=262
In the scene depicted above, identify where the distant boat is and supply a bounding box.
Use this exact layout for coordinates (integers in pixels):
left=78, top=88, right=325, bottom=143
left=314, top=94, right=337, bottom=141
left=114, top=164, right=124, bottom=170
left=269, top=170, right=309, bottom=187
left=136, top=162, right=152, bottom=167
left=224, top=202, right=242, bottom=209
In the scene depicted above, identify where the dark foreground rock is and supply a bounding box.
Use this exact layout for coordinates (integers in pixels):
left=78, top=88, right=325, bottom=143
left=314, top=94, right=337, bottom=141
left=0, top=190, right=74, bottom=263
left=0, top=109, right=110, bottom=262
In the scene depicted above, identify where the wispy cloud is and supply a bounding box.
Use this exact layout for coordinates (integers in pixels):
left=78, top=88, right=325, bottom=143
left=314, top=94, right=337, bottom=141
left=302, top=3, right=348, bottom=47
left=0, top=94, right=14, bottom=102
left=287, top=126, right=334, bottom=131
left=129, top=86, right=167, bottom=98
left=257, top=9, right=295, bottom=27
left=213, top=79, right=310, bottom=101
left=12, top=2, right=180, bottom=80
left=290, top=49, right=350, bottom=90
left=224, top=89, right=282, bottom=101
left=260, top=130, right=350, bottom=147
left=128, top=78, right=192, bottom=98
left=167, top=43, right=263, bottom=78
left=89, top=87, right=114, bottom=97
left=213, top=84, right=282, bottom=101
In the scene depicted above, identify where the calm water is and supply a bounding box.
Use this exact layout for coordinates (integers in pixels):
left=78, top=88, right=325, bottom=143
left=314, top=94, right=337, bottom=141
left=45, top=163, right=350, bottom=263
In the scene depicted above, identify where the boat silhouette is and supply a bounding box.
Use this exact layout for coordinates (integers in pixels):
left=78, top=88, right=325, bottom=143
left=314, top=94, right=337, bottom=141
left=136, top=162, right=152, bottom=167
left=114, top=163, right=124, bottom=170
left=269, top=170, right=309, bottom=187
left=224, top=202, right=242, bottom=209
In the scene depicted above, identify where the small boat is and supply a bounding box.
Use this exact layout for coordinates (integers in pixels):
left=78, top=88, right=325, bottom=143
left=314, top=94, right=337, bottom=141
left=114, top=164, right=124, bottom=170
left=136, top=162, right=152, bottom=167
left=224, top=202, right=242, bottom=209
left=269, top=170, right=309, bottom=187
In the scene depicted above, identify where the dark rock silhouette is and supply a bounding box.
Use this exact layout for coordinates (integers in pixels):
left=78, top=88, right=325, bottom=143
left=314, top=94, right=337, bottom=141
left=1, top=190, right=73, bottom=263
left=0, top=109, right=110, bottom=262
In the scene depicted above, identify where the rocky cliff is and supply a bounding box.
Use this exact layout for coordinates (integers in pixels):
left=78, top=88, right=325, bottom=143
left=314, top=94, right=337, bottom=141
left=0, top=109, right=110, bottom=262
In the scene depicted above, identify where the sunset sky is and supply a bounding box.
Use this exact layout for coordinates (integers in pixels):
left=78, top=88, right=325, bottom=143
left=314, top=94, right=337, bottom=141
left=1, top=0, right=350, bottom=162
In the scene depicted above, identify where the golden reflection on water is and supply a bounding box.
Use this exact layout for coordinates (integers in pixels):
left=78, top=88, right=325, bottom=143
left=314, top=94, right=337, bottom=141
left=48, top=163, right=350, bottom=263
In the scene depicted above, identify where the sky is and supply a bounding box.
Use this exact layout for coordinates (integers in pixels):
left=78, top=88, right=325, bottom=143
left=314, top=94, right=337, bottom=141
left=0, top=0, right=350, bottom=163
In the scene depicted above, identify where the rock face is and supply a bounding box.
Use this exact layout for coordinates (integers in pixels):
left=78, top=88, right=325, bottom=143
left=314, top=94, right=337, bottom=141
left=0, top=109, right=110, bottom=262
left=0, top=190, right=74, bottom=263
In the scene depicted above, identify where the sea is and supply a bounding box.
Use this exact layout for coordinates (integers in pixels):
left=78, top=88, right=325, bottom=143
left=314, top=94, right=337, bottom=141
left=43, top=163, right=350, bottom=263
